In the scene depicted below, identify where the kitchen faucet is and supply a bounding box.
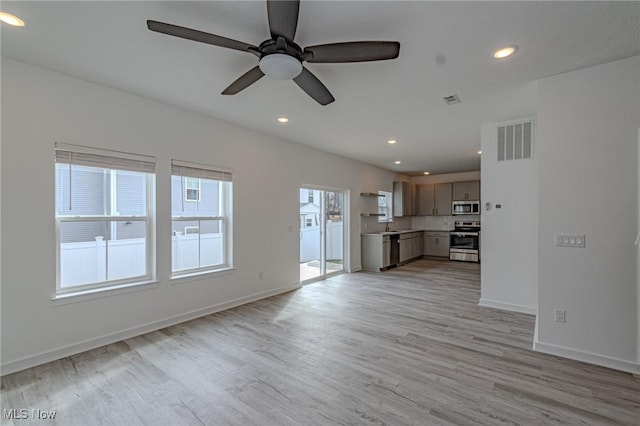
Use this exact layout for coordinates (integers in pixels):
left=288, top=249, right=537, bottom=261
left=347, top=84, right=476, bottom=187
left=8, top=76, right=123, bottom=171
left=385, top=221, right=390, bottom=232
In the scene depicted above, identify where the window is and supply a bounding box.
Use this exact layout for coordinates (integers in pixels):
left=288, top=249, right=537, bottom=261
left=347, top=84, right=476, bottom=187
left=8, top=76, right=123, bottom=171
left=54, top=143, right=155, bottom=295
left=305, top=218, right=313, bottom=227
left=378, top=191, right=393, bottom=223
left=171, top=160, right=232, bottom=276
left=184, top=177, right=201, bottom=202
left=308, top=191, right=314, bottom=204
left=184, top=226, right=199, bottom=235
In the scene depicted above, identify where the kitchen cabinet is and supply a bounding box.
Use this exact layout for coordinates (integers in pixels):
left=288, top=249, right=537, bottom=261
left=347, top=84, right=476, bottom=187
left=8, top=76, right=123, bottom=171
left=412, top=234, right=423, bottom=258
left=363, top=231, right=423, bottom=270
left=424, top=231, right=450, bottom=257
left=393, top=181, right=415, bottom=216
left=452, top=181, right=480, bottom=201
left=417, top=183, right=452, bottom=216
left=400, top=232, right=423, bottom=263
left=361, top=234, right=392, bottom=271
left=399, top=235, right=413, bottom=263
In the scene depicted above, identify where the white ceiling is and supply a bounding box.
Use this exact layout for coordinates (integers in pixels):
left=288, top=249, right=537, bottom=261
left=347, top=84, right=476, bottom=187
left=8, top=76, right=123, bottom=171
left=2, top=1, right=639, bottom=175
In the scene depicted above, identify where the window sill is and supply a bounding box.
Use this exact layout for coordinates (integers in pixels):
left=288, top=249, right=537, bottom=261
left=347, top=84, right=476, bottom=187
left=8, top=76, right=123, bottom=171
left=52, top=280, right=160, bottom=306
left=171, top=267, right=235, bottom=285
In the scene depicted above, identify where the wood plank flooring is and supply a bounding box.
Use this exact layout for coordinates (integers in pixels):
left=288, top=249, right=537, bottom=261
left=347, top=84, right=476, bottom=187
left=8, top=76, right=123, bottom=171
left=2, top=259, right=639, bottom=425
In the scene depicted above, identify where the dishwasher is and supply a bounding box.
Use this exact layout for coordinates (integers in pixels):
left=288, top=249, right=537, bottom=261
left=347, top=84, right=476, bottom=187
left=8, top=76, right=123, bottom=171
left=389, top=234, right=400, bottom=267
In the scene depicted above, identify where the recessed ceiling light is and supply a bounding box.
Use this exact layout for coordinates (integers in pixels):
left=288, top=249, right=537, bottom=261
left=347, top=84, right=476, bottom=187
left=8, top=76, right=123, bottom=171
left=277, top=116, right=289, bottom=123
left=394, top=160, right=401, bottom=165
left=0, top=12, right=25, bottom=27
left=387, top=139, right=397, bottom=144
left=423, top=171, right=430, bottom=175
left=477, top=150, right=482, bottom=155
left=492, top=46, right=517, bottom=59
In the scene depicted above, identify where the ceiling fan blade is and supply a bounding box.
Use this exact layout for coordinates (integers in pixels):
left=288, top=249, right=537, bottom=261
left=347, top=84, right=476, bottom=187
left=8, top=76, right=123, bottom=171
left=221, top=66, right=265, bottom=95
left=304, top=41, right=400, bottom=63
left=267, top=0, right=299, bottom=42
left=147, top=20, right=257, bottom=53
left=293, top=67, right=335, bottom=106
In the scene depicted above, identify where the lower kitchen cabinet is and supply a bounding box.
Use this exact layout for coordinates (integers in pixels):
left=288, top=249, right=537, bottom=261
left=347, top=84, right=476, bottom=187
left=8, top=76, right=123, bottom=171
left=399, top=236, right=413, bottom=263
left=399, top=232, right=423, bottom=263
left=424, top=231, right=450, bottom=257
left=362, top=234, right=392, bottom=271
left=363, top=231, right=425, bottom=271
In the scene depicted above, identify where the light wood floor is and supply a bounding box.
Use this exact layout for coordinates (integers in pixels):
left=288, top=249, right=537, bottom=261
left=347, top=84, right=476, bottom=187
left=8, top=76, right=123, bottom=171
left=2, top=259, right=639, bottom=425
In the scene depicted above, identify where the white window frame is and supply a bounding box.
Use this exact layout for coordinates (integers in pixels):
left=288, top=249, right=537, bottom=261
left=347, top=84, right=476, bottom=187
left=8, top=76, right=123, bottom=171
left=378, top=191, right=393, bottom=223
left=54, top=143, right=156, bottom=297
left=171, top=159, right=233, bottom=277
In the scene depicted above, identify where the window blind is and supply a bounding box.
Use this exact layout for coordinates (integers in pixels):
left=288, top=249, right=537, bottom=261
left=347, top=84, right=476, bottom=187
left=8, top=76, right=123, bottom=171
left=55, top=142, right=155, bottom=173
left=171, top=159, right=232, bottom=182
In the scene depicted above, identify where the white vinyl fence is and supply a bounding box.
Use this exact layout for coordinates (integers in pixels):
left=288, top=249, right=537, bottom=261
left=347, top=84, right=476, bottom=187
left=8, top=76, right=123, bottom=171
left=60, top=234, right=223, bottom=287
left=300, top=221, right=343, bottom=263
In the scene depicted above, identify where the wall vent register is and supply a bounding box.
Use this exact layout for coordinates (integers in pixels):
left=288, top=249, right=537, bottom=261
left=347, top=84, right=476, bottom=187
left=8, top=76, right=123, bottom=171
left=497, top=120, right=533, bottom=161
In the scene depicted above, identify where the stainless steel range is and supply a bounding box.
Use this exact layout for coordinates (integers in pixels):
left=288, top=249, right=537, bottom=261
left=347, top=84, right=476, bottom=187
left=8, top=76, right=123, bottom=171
left=450, top=220, right=480, bottom=263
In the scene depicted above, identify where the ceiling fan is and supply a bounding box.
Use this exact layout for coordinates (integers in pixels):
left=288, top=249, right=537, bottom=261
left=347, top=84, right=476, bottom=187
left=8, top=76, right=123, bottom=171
left=147, top=0, right=400, bottom=105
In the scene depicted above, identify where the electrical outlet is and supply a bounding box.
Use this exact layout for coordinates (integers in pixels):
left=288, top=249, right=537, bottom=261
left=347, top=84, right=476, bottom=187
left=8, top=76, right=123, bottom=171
left=554, top=309, right=566, bottom=323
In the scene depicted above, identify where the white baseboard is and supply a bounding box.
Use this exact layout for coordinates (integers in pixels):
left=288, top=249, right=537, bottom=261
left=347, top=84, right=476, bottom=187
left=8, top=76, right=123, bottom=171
left=349, top=266, right=362, bottom=273
left=1, top=284, right=301, bottom=376
left=533, top=339, right=640, bottom=375
left=478, top=298, right=537, bottom=315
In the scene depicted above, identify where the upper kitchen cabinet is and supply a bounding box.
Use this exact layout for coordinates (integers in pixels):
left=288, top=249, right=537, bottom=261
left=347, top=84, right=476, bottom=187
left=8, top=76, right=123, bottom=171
left=417, top=183, right=452, bottom=216
left=393, top=181, right=415, bottom=216
left=417, top=184, right=435, bottom=216
left=452, top=181, right=480, bottom=201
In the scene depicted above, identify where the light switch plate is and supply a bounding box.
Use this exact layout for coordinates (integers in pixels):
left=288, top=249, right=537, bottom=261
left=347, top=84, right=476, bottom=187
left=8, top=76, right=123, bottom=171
left=555, top=234, right=586, bottom=248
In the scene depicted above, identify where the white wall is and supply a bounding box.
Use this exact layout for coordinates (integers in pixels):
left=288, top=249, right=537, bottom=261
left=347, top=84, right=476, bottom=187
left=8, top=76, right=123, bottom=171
left=479, top=120, right=538, bottom=315
left=535, top=56, right=639, bottom=373
left=411, top=171, right=480, bottom=186
left=0, top=58, right=399, bottom=374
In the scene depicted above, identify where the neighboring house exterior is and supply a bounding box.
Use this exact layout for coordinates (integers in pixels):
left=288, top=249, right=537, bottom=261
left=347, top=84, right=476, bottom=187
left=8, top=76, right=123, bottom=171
left=299, top=202, right=320, bottom=229
left=56, top=164, right=220, bottom=243
left=170, top=175, right=221, bottom=235
left=299, top=188, right=321, bottom=229
left=56, top=165, right=147, bottom=243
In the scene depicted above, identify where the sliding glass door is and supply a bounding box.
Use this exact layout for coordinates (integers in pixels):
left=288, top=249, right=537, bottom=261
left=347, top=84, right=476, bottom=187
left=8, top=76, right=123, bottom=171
left=299, top=188, right=345, bottom=283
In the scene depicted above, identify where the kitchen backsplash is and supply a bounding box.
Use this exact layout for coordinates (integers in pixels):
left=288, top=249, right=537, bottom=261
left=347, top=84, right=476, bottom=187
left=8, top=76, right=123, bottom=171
left=361, top=215, right=479, bottom=233
left=411, top=215, right=480, bottom=230
left=361, top=216, right=411, bottom=233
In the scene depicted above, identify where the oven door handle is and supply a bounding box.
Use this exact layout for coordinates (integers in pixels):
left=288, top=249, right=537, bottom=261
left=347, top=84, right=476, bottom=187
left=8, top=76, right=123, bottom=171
left=450, top=232, right=479, bottom=236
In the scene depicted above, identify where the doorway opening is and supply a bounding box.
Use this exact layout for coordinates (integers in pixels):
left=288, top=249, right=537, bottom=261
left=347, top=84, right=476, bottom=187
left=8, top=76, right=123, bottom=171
left=299, top=188, right=347, bottom=283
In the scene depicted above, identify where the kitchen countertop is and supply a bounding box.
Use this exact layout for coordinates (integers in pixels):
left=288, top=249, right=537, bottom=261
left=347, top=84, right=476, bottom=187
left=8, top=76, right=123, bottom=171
left=362, top=229, right=451, bottom=236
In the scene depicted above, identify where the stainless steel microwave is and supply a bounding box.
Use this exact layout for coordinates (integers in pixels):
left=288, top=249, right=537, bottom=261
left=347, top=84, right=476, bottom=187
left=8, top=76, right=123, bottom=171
left=452, top=200, right=480, bottom=215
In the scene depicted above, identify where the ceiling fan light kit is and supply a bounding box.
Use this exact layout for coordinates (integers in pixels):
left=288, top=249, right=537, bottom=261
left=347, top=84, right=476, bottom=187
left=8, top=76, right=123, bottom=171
left=259, top=53, right=302, bottom=80
left=147, top=0, right=400, bottom=105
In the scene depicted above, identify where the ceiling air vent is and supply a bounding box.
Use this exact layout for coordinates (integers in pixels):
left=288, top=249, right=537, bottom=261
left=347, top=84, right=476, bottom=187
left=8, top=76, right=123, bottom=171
left=442, top=94, right=461, bottom=105
left=497, top=119, right=534, bottom=161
